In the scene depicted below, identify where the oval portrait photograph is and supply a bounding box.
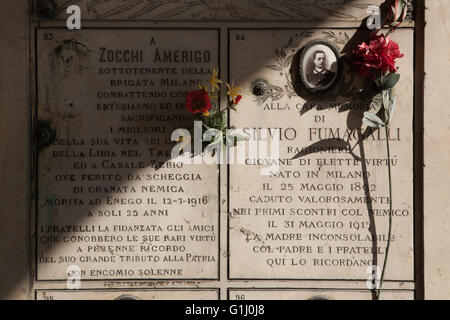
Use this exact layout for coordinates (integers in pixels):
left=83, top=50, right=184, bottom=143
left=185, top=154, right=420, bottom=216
left=298, top=40, right=340, bottom=93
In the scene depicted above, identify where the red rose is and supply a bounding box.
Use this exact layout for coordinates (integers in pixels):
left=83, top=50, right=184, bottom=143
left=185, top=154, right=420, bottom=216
left=353, top=34, right=404, bottom=79
left=185, top=89, right=212, bottom=114
left=234, top=95, right=242, bottom=105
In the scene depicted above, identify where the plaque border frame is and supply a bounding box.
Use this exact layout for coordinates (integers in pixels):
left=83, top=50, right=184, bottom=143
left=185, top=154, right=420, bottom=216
left=35, top=288, right=221, bottom=300
left=33, top=26, right=222, bottom=282
left=226, top=27, right=417, bottom=283
left=226, top=287, right=415, bottom=300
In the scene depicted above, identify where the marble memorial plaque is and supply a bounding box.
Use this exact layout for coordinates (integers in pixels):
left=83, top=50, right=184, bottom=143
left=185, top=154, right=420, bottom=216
left=36, top=289, right=219, bottom=300
left=228, top=289, right=414, bottom=300
left=228, top=29, right=414, bottom=280
left=36, top=28, right=220, bottom=280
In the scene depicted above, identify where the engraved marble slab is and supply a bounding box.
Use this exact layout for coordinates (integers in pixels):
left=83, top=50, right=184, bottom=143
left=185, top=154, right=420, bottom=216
left=36, top=289, right=219, bottom=300
left=228, top=28, right=415, bottom=280
left=228, top=289, right=414, bottom=300
left=37, top=0, right=383, bottom=22
left=36, top=28, right=220, bottom=280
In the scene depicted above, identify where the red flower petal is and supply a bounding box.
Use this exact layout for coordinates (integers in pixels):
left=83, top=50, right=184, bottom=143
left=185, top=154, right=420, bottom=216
left=352, top=34, right=403, bottom=79
left=234, top=95, right=242, bottom=105
left=185, top=89, right=212, bottom=114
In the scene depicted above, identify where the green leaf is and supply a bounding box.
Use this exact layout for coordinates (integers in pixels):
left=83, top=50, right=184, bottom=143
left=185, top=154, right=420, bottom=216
left=202, top=122, right=212, bottom=130
left=389, top=96, right=397, bottom=121
left=206, top=110, right=226, bottom=131
left=363, top=117, right=383, bottom=129
left=234, top=134, right=246, bottom=141
left=370, top=93, right=383, bottom=114
left=204, top=130, right=223, bottom=149
left=363, top=112, right=386, bottom=128
left=375, top=77, right=382, bottom=88
left=382, top=90, right=390, bottom=109
left=226, top=133, right=246, bottom=146
left=211, top=133, right=223, bottom=144
left=383, top=90, right=389, bottom=122
left=379, top=73, right=400, bottom=90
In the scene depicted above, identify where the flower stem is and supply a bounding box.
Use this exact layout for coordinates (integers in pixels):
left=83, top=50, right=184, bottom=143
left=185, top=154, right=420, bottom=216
left=377, top=125, right=393, bottom=300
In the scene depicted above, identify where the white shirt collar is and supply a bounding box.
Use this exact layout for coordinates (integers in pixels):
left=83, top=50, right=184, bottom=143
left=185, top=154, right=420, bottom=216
left=313, top=68, right=326, bottom=75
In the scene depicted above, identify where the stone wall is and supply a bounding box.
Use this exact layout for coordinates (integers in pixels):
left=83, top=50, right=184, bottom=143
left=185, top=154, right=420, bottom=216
left=0, top=0, right=448, bottom=300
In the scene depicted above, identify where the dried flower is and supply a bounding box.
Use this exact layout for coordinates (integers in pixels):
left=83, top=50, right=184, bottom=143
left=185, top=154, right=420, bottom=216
left=385, top=0, right=408, bottom=30
left=226, top=80, right=243, bottom=104
left=207, top=68, right=222, bottom=93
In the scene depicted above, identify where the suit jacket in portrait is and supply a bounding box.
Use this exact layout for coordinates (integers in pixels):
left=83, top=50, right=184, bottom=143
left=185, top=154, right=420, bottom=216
left=307, top=68, right=335, bottom=87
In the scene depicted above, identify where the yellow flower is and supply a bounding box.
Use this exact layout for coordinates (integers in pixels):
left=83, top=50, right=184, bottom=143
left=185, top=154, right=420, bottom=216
left=198, top=83, right=208, bottom=92
left=226, top=80, right=243, bottom=104
left=207, top=68, right=222, bottom=93
left=202, top=111, right=210, bottom=117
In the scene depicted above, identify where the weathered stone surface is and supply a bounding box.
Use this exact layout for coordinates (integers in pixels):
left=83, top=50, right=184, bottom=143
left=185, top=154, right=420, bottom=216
left=424, top=0, right=450, bottom=300
left=45, top=0, right=385, bottom=22
left=36, top=29, right=220, bottom=280
left=228, top=29, right=415, bottom=281
left=3, top=0, right=445, bottom=301
left=36, top=288, right=219, bottom=300
left=0, top=0, right=29, bottom=300
left=229, top=289, right=414, bottom=300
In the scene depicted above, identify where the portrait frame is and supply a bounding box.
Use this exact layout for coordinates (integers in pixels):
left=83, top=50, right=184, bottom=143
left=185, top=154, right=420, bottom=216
left=298, top=40, right=341, bottom=94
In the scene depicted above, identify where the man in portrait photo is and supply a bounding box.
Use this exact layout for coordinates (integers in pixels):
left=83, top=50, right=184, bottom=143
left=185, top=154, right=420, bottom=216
left=306, top=50, right=336, bottom=88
